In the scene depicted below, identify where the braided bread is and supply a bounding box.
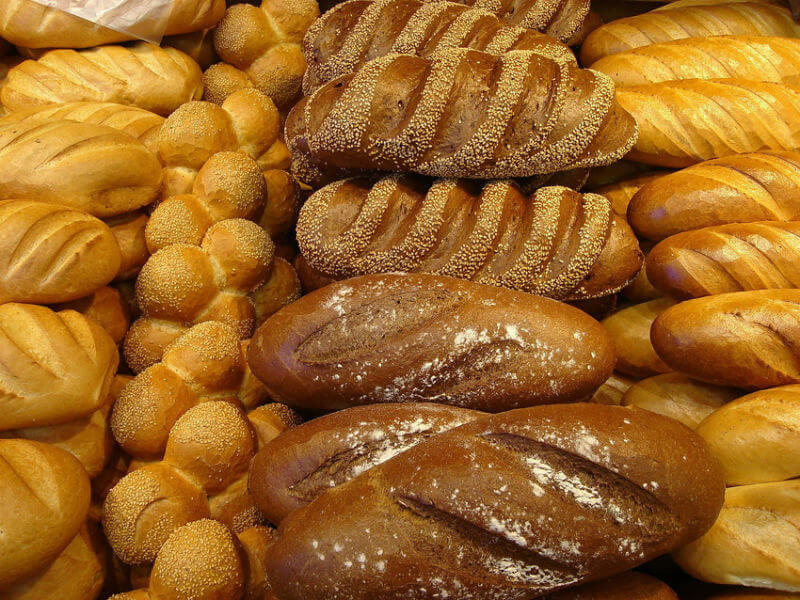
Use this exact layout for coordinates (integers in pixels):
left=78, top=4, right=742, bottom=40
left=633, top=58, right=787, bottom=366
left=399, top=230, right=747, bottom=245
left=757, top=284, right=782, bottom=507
left=288, top=48, right=637, bottom=184
left=651, top=289, right=800, bottom=389
left=616, top=80, right=800, bottom=168
left=581, top=1, right=800, bottom=65
left=302, top=0, right=572, bottom=94
left=628, top=152, right=800, bottom=240
left=298, top=177, right=642, bottom=300
left=1, top=43, right=203, bottom=116
left=592, top=36, right=800, bottom=88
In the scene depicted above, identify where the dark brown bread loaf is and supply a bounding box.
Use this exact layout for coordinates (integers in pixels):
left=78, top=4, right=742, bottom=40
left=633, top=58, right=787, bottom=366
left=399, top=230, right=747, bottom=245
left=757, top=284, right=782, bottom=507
left=287, top=48, right=637, bottom=187
left=628, top=152, right=800, bottom=241
left=646, top=222, right=800, bottom=299
left=247, top=273, right=616, bottom=412
left=249, top=403, right=482, bottom=524
left=264, top=403, right=725, bottom=600
left=651, top=289, right=800, bottom=389
left=297, top=177, right=643, bottom=301
left=544, top=572, right=678, bottom=600
left=302, top=0, right=572, bottom=93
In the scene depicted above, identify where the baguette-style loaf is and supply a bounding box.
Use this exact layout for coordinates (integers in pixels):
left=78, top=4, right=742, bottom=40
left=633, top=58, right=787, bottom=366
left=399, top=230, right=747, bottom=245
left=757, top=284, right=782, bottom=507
left=616, top=80, right=800, bottom=168
left=1, top=43, right=203, bottom=116
left=250, top=403, right=482, bottom=524
left=673, top=480, right=800, bottom=592
left=580, top=1, right=800, bottom=65
left=297, top=177, right=642, bottom=300
left=592, top=36, right=800, bottom=88
left=247, top=273, right=616, bottom=412
left=0, top=303, right=118, bottom=431
left=0, top=201, right=121, bottom=304
left=0, top=120, right=162, bottom=217
left=651, top=290, right=800, bottom=389
left=302, top=0, right=572, bottom=94
left=646, top=222, right=800, bottom=299
left=107, top=211, right=150, bottom=282
left=287, top=48, right=637, bottom=184
left=696, top=385, right=800, bottom=485
left=265, top=403, right=724, bottom=600
left=622, top=373, right=739, bottom=429
left=628, top=152, right=800, bottom=241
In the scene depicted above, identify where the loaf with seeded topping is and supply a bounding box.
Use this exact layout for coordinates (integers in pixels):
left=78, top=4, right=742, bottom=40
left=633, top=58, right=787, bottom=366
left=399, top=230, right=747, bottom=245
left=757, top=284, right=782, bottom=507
left=287, top=48, right=637, bottom=186
left=1, top=43, right=203, bottom=115
left=297, top=177, right=642, bottom=300
left=628, top=152, right=800, bottom=241
left=264, top=403, right=724, bottom=600
left=247, top=273, right=616, bottom=412
left=301, top=0, right=572, bottom=94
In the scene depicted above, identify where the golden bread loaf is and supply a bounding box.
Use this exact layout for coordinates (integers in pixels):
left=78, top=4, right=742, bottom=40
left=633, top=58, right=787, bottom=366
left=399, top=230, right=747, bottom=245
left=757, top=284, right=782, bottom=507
left=0, top=120, right=162, bottom=217
left=302, top=0, right=572, bottom=94
left=0, top=201, right=121, bottom=304
left=673, top=480, right=800, bottom=592
left=210, top=0, right=320, bottom=109
left=163, top=29, right=219, bottom=70
left=628, top=151, right=800, bottom=240
left=106, top=211, right=150, bottom=283
left=1, top=43, right=203, bottom=116
left=591, top=372, right=637, bottom=405
left=616, top=80, right=800, bottom=167
left=297, top=177, right=642, bottom=300
left=0, top=439, right=90, bottom=589
left=581, top=1, right=800, bottom=65
left=651, top=289, right=800, bottom=389
left=592, top=171, right=666, bottom=216
left=0, top=303, right=118, bottom=431
left=53, top=286, right=131, bottom=345
left=250, top=257, right=302, bottom=324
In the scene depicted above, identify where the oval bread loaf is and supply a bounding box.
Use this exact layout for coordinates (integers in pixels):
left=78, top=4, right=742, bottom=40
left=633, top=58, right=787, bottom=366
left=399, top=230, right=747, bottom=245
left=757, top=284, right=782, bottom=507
left=248, top=273, right=616, bottom=412
left=0, top=201, right=122, bottom=304
left=265, top=403, right=725, bottom=600
left=297, top=177, right=642, bottom=301
left=651, top=289, right=800, bottom=389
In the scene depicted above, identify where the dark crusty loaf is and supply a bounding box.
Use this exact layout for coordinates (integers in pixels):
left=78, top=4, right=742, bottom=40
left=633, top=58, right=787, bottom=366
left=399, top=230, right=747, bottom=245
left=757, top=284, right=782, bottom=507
left=247, top=273, right=616, bottom=412
left=628, top=151, right=800, bottom=241
left=651, top=289, right=800, bottom=389
left=264, top=403, right=725, bottom=600
left=287, top=47, right=637, bottom=186
left=297, top=177, right=642, bottom=300
left=544, top=572, right=678, bottom=600
left=302, top=0, right=572, bottom=93
left=249, top=403, right=482, bottom=524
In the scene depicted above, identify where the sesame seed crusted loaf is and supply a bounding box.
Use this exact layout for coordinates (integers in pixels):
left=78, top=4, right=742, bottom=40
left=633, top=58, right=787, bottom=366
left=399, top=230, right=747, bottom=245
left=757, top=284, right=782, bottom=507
left=247, top=273, right=616, bottom=412
left=296, top=177, right=643, bottom=300
left=301, top=0, right=573, bottom=94
left=264, top=403, right=725, bottom=600
left=286, top=48, right=638, bottom=183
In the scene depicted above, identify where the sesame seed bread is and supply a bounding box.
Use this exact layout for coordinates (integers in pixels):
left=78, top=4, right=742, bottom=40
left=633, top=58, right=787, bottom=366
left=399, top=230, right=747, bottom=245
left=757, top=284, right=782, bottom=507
left=297, top=177, right=642, bottom=300
left=247, top=273, right=616, bottom=412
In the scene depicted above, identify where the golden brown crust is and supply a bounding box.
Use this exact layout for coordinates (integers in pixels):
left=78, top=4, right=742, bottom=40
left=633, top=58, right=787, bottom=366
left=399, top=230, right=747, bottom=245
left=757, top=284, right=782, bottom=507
left=53, top=286, right=131, bottom=344
left=250, top=257, right=302, bottom=326
left=592, top=171, right=665, bottom=217
left=106, top=211, right=150, bottom=283
left=590, top=372, right=637, bottom=406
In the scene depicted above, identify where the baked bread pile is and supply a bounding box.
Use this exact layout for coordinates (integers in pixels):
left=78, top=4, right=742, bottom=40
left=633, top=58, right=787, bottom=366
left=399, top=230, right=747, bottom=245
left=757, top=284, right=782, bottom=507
left=0, top=0, right=799, bottom=598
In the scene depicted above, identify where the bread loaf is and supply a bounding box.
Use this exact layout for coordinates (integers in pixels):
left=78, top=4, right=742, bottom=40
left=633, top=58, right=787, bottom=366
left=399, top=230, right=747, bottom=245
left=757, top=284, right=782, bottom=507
left=250, top=257, right=302, bottom=324
left=287, top=48, right=637, bottom=184
left=259, top=169, right=301, bottom=239
left=248, top=273, right=615, bottom=412
left=297, top=177, right=642, bottom=300
left=580, top=1, right=800, bottom=65
left=302, top=0, right=572, bottom=94
left=601, top=298, right=677, bottom=378
left=616, top=80, right=800, bottom=168
left=0, top=303, right=118, bottom=431
left=651, top=289, right=800, bottom=389
left=0, top=201, right=121, bottom=304
left=106, top=211, right=150, bottom=282
left=163, top=29, right=219, bottom=70
left=0, top=440, right=90, bottom=589
left=210, top=0, right=320, bottom=109
left=646, top=222, right=800, bottom=299
left=673, top=480, right=800, bottom=592
left=592, top=172, right=666, bottom=216
left=294, top=253, right=335, bottom=292
left=628, top=151, right=800, bottom=241
left=0, top=0, right=225, bottom=48
left=544, top=572, right=678, bottom=600
left=622, top=373, right=739, bottom=429
left=1, top=43, right=203, bottom=115
left=696, top=385, right=800, bottom=485
left=0, top=120, right=162, bottom=217
left=53, top=286, right=131, bottom=345
left=265, top=403, right=724, bottom=600
left=591, top=372, right=637, bottom=405
left=250, top=403, right=482, bottom=524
